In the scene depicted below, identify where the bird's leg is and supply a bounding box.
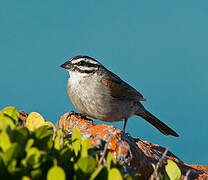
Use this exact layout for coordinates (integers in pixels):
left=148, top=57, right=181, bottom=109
left=68, top=111, right=84, bottom=118
left=77, top=113, right=86, bottom=119
left=122, top=118, right=128, bottom=134
left=68, top=111, right=76, bottom=116
left=69, top=111, right=93, bottom=121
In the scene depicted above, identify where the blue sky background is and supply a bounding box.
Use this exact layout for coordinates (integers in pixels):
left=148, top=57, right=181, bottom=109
left=0, top=0, right=208, bottom=165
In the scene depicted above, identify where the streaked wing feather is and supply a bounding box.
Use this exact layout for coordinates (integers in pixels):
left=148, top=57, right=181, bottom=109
left=101, top=70, right=145, bottom=101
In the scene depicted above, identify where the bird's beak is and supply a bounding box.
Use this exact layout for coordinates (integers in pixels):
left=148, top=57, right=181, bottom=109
left=60, top=61, right=71, bottom=70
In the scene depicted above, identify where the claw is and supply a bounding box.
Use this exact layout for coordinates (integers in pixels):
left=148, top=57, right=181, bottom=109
left=68, top=111, right=93, bottom=122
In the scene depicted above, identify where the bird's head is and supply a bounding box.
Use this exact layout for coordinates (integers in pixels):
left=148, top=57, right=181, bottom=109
left=60, top=56, right=101, bottom=77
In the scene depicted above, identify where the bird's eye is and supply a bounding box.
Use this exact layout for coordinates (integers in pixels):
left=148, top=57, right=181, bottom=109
left=78, top=61, right=85, bottom=66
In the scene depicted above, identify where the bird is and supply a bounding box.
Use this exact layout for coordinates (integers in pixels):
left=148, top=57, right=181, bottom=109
left=60, top=55, right=179, bottom=137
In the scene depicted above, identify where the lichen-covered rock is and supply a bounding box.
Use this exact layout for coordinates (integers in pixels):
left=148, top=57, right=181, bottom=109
left=58, top=111, right=208, bottom=179
left=18, top=110, right=208, bottom=179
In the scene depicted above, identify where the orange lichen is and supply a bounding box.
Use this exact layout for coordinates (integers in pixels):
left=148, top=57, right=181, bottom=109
left=58, top=111, right=208, bottom=179
left=17, top=110, right=208, bottom=179
left=187, top=165, right=208, bottom=173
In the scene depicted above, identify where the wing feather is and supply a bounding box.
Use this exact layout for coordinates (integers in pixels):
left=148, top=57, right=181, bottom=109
left=101, top=70, right=146, bottom=102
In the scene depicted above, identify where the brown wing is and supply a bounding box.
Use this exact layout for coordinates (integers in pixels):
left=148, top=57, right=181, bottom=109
left=101, top=70, right=146, bottom=102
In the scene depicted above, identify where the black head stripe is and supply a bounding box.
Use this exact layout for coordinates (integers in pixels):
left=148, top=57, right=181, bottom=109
left=72, top=55, right=97, bottom=61
left=73, top=67, right=96, bottom=74
left=75, top=60, right=99, bottom=68
left=68, top=55, right=101, bottom=73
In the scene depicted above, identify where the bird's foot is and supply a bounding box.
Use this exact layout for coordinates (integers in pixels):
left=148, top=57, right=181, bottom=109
left=121, top=127, right=127, bottom=135
left=121, top=118, right=128, bottom=135
left=68, top=111, right=93, bottom=122
left=121, top=130, right=125, bottom=135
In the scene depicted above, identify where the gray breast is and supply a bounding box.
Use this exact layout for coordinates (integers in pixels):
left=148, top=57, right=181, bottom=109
left=67, top=75, right=136, bottom=122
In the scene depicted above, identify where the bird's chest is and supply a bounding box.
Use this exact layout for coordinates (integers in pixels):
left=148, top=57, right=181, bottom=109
left=66, top=73, right=136, bottom=121
left=68, top=76, right=96, bottom=101
left=67, top=75, right=104, bottom=116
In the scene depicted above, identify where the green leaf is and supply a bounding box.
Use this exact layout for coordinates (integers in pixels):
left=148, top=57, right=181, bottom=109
left=7, top=159, right=17, bottom=173
left=60, top=148, right=72, bottom=162
left=151, top=163, right=156, bottom=169
left=108, top=168, right=123, bottom=180
left=123, top=174, right=132, bottom=180
left=77, top=156, right=96, bottom=174
left=0, top=153, right=7, bottom=176
left=25, top=112, right=45, bottom=131
left=89, top=165, right=104, bottom=180
left=90, top=166, right=108, bottom=180
left=34, top=126, right=53, bottom=139
left=22, top=176, right=32, bottom=180
left=133, top=173, right=142, bottom=180
left=13, top=127, right=29, bottom=145
left=1, top=106, right=19, bottom=124
left=21, top=147, right=46, bottom=169
left=72, top=127, right=82, bottom=156
left=107, top=152, right=116, bottom=171
left=25, top=139, right=34, bottom=152
left=54, top=129, right=62, bottom=150
left=33, top=126, right=53, bottom=151
left=0, top=131, right=12, bottom=151
left=43, top=121, right=55, bottom=131
left=0, top=111, right=16, bottom=130
left=3, top=143, right=21, bottom=165
left=47, top=166, right=66, bottom=180
left=31, top=169, right=42, bottom=179
left=164, top=171, right=171, bottom=180
left=81, top=138, right=92, bottom=157
left=165, top=160, right=181, bottom=180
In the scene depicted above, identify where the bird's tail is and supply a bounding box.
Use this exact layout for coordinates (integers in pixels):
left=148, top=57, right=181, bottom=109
left=136, top=105, right=179, bottom=137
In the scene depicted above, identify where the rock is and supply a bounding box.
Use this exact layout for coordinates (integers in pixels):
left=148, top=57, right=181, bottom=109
left=18, top=110, right=208, bottom=179
left=58, top=111, right=208, bottom=180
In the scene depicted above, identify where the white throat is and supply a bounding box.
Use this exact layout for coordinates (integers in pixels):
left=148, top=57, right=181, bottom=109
left=68, top=70, right=89, bottom=85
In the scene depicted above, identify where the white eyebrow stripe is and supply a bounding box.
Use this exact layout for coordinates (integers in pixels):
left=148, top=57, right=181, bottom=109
left=77, top=65, right=98, bottom=71
left=70, top=58, right=84, bottom=64
left=71, top=58, right=99, bottom=65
